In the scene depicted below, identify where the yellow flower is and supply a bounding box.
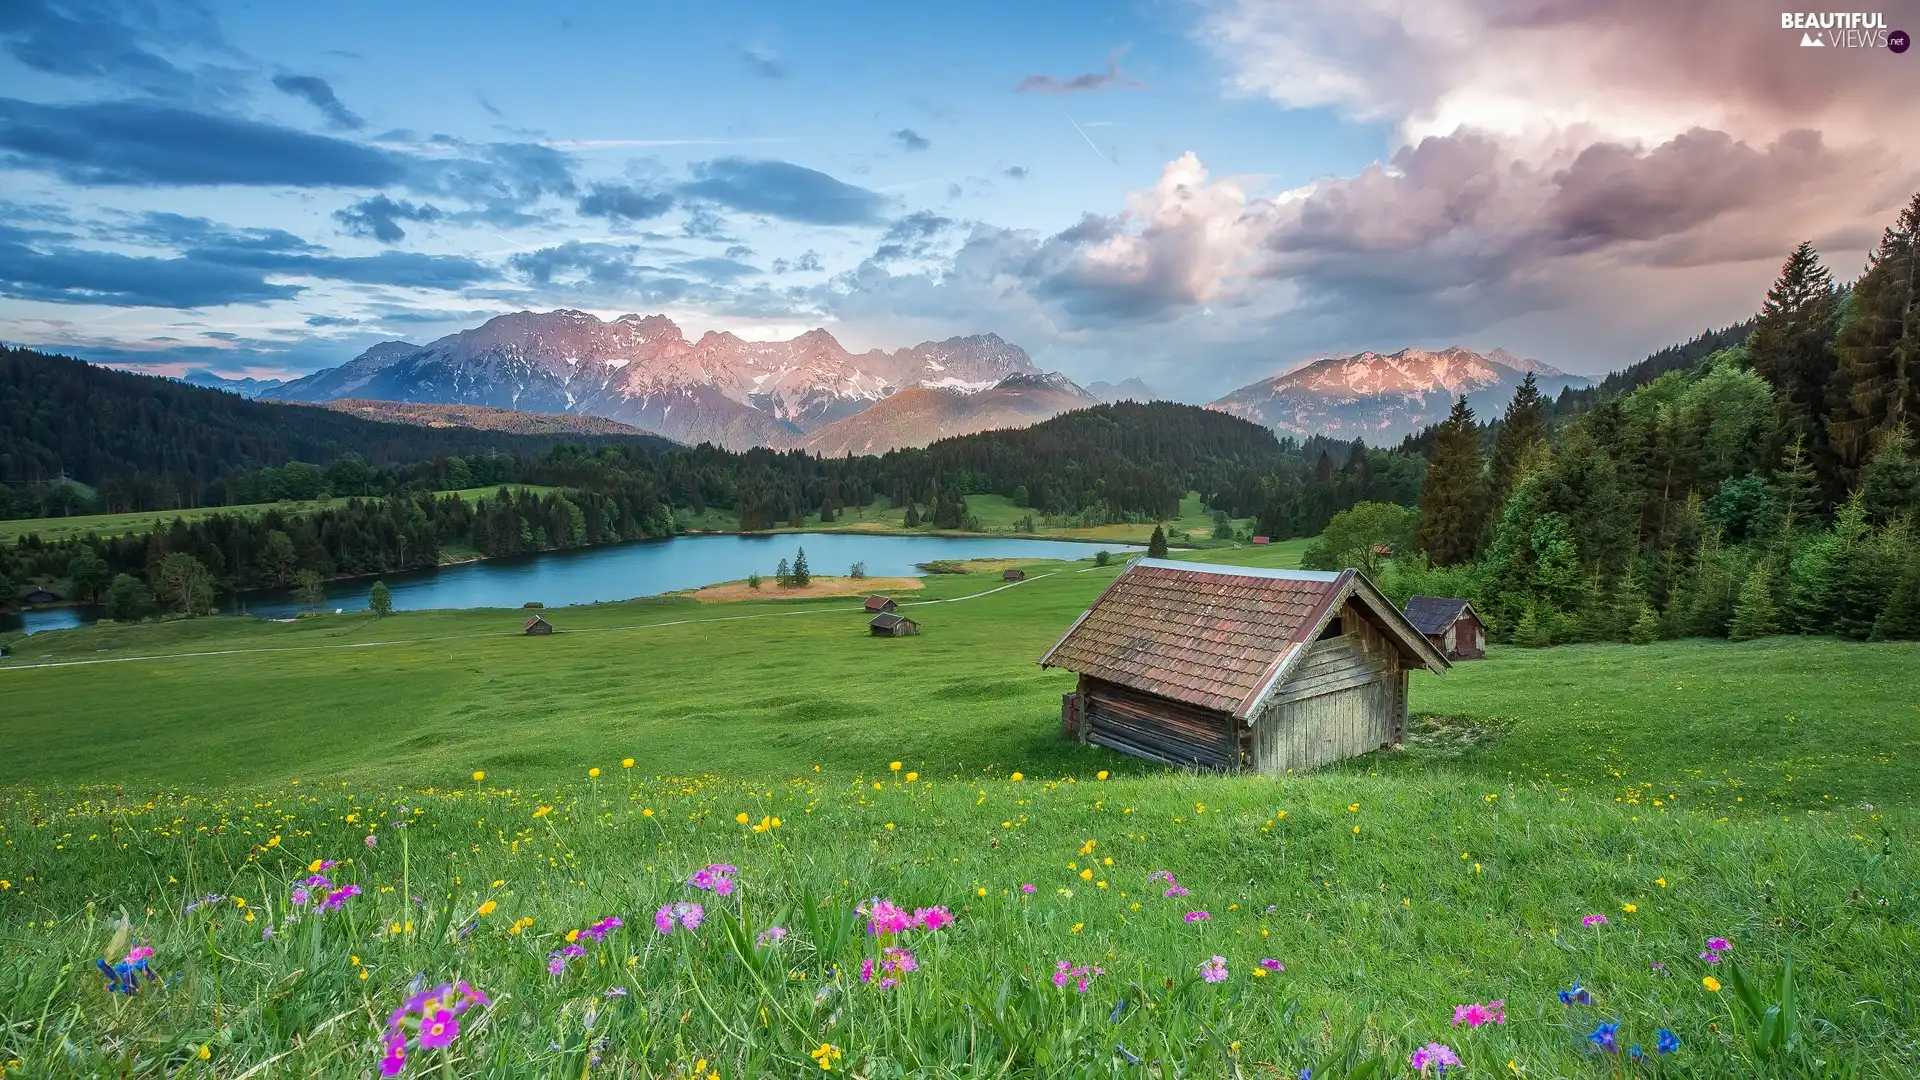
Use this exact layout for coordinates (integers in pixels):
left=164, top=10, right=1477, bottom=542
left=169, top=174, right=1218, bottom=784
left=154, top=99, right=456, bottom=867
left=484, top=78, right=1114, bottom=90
left=1009, top=771, right=1024, bottom=782
left=477, top=900, right=497, bottom=916
left=308, top=858, right=325, bottom=873
left=1352, top=825, right=1361, bottom=834
left=473, top=771, right=485, bottom=782
left=1347, top=802, right=1360, bottom=813
left=533, top=806, right=552, bottom=818
left=736, top=812, right=750, bottom=824
left=491, top=880, right=504, bottom=888
left=1070, top=922, right=1084, bottom=933
left=233, top=897, right=247, bottom=908
left=1622, top=903, right=1637, bottom=913
left=198, top=1045, right=211, bottom=1061
left=810, top=1043, right=842, bottom=1071
left=1656, top=877, right=1668, bottom=888
left=884, top=822, right=896, bottom=830
left=266, top=835, right=280, bottom=847
left=1102, top=856, right=1112, bottom=866
left=1508, top=1060, right=1520, bottom=1076
left=976, top=887, right=987, bottom=897
left=1703, top=976, right=1722, bottom=992
left=622, top=758, right=635, bottom=768
left=1096, top=770, right=1109, bottom=781
left=1080, top=868, right=1093, bottom=881
left=889, top=761, right=902, bottom=772
left=643, top=808, right=655, bottom=817
left=1276, top=811, right=1286, bottom=820
left=905, top=771, right=918, bottom=782
left=1252, top=968, right=1268, bottom=978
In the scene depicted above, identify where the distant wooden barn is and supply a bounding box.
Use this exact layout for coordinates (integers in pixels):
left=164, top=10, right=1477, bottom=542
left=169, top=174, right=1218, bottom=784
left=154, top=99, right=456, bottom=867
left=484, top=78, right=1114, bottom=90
left=869, top=612, right=918, bottom=637
left=1041, top=559, right=1448, bottom=774
left=864, top=595, right=898, bottom=614
left=523, top=614, right=554, bottom=635
left=1002, top=568, right=1026, bottom=581
left=1250, top=536, right=1270, bottom=546
left=1402, top=596, right=1486, bottom=660
left=23, top=587, right=59, bottom=605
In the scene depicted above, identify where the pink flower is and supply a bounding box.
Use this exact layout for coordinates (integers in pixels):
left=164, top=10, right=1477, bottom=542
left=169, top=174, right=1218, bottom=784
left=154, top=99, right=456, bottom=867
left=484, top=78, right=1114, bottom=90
left=1184, top=911, right=1210, bottom=924
left=1021, top=883, right=1036, bottom=894
left=655, top=902, right=704, bottom=935
left=1452, top=1000, right=1505, bottom=1027
left=1706, top=937, right=1732, bottom=953
left=1053, top=960, right=1103, bottom=992
left=1410, top=1042, right=1462, bottom=1075
left=416, top=1006, right=458, bottom=1050
left=1259, top=958, right=1284, bottom=972
left=548, top=956, right=565, bottom=976
left=379, top=1035, right=407, bottom=1077
left=1582, top=914, right=1609, bottom=927
left=365, top=834, right=378, bottom=848
left=689, top=864, right=738, bottom=896
left=865, top=899, right=914, bottom=936
left=125, top=945, right=154, bottom=964
left=913, top=906, right=954, bottom=930
left=1197, top=955, right=1228, bottom=983
left=860, top=946, right=918, bottom=989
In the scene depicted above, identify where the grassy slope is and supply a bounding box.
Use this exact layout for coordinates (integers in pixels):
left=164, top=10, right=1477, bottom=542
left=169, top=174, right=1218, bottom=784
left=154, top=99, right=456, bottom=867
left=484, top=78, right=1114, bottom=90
left=1, top=545, right=1915, bottom=1075
left=680, top=492, right=1258, bottom=548
left=0, top=486, right=557, bottom=545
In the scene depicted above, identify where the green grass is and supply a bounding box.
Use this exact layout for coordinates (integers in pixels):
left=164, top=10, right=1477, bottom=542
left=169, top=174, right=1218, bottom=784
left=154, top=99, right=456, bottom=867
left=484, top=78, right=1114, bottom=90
left=0, top=486, right=557, bottom=544
left=0, top=559, right=1915, bottom=1076
left=678, top=491, right=1259, bottom=549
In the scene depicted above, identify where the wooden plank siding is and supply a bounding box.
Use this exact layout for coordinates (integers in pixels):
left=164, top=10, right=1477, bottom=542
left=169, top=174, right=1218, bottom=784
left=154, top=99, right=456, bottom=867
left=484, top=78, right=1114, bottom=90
left=1083, top=677, right=1238, bottom=770
left=1249, top=601, right=1408, bottom=775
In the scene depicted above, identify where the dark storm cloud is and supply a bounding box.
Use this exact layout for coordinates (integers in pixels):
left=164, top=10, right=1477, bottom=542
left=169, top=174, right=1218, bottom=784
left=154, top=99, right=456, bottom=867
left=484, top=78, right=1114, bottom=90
left=1015, top=48, right=1142, bottom=95
left=680, top=158, right=887, bottom=226
left=333, top=195, right=444, bottom=244
left=576, top=182, right=676, bottom=222
left=0, top=97, right=406, bottom=187
left=890, top=128, right=930, bottom=152
left=271, top=73, right=364, bottom=130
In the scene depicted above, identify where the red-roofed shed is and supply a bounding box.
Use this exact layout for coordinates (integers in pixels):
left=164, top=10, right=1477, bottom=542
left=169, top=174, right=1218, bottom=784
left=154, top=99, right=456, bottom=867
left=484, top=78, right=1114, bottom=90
left=1040, top=558, right=1447, bottom=773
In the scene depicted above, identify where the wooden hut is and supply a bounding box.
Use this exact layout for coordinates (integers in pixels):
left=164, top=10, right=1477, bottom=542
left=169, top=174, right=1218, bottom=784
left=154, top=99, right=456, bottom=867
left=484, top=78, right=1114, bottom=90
left=1402, top=596, right=1485, bottom=660
left=869, top=612, right=918, bottom=637
left=1250, top=536, right=1270, bottom=546
left=523, top=614, right=554, bottom=635
left=1040, top=558, right=1448, bottom=774
left=1002, top=568, right=1026, bottom=581
left=23, top=587, right=59, bottom=605
left=863, top=595, right=898, bottom=614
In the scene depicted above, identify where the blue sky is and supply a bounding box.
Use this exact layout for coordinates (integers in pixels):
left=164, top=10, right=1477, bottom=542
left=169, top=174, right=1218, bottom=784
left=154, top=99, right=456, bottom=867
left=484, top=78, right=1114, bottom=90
left=1, top=0, right=1911, bottom=398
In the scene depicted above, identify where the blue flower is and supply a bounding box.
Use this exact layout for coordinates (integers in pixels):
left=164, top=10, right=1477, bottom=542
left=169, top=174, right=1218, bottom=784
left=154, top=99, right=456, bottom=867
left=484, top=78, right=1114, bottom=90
left=1587, top=1021, right=1620, bottom=1053
left=1656, top=1029, right=1681, bottom=1054
left=1558, top=980, right=1594, bottom=1006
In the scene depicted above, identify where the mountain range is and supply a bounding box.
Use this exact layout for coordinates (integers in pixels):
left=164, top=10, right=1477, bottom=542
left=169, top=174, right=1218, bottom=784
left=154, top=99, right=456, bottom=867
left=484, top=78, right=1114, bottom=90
left=262, top=311, right=1063, bottom=451
left=1207, top=346, right=1592, bottom=443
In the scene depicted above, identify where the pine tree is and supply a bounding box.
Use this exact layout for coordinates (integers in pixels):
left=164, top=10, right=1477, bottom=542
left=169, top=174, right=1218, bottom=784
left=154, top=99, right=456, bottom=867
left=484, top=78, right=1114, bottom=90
left=1829, top=192, right=1919, bottom=483
left=1857, top=422, right=1920, bottom=525
left=903, top=503, right=920, bottom=528
left=775, top=557, right=791, bottom=586
left=1747, top=241, right=1840, bottom=497
left=1727, top=562, right=1780, bottom=641
left=792, top=547, right=810, bottom=586
left=1628, top=602, right=1662, bottom=644
left=1512, top=602, right=1553, bottom=648
left=1415, top=397, right=1488, bottom=566
left=1489, top=373, right=1548, bottom=509
left=1767, top=435, right=1821, bottom=544
left=1147, top=525, right=1168, bottom=558
left=1870, top=554, right=1920, bottom=640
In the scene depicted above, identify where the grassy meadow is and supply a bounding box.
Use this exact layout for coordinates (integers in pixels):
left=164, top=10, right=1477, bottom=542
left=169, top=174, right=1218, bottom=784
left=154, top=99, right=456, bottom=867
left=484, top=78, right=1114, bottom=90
left=0, top=486, right=558, bottom=545
left=678, top=493, right=1256, bottom=547
left=0, top=545, right=1915, bottom=1076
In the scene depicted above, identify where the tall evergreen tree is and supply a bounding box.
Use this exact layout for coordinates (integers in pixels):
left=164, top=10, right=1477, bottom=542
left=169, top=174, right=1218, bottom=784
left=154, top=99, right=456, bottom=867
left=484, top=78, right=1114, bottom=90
left=1746, top=241, right=1839, bottom=497
left=1147, top=525, right=1169, bottom=558
left=1488, top=372, right=1548, bottom=509
left=1856, top=422, right=1920, bottom=525
left=1870, top=554, right=1920, bottom=640
left=1829, top=192, right=1920, bottom=482
left=792, top=547, right=810, bottom=586
left=1767, top=435, right=1821, bottom=545
left=1727, top=561, right=1780, bottom=641
left=1414, top=397, right=1488, bottom=566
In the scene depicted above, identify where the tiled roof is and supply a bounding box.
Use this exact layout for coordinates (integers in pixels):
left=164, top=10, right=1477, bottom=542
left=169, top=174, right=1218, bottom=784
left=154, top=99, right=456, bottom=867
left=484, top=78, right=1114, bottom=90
left=1041, top=561, right=1344, bottom=714
left=1403, top=595, right=1471, bottom=636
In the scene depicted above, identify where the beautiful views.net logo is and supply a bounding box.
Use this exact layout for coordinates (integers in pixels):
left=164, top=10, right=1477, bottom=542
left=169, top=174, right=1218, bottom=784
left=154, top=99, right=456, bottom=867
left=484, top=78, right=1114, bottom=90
left=1780, top=11, right=1909, bottom=50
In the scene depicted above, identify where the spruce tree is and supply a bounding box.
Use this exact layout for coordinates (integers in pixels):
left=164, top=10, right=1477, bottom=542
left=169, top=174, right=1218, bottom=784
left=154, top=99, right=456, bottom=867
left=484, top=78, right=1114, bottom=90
left=1747, top=241, right=1839, bottom=497
left=1829, top=192, right=1919, bottom=482
left=1869, top=555, right=1920, bottom=640
left=1628, top=602, right=1662, bottom=644
left=775, top=557, right=791, bottom=586
left=1415, top=397, right=1488, bottom=566
left=1512, top=602, right=1553, bottom=648
left=792, top=547, right=810, bottom=586
left=1147, top=525, right=1169, bottom=558
left=1767, top=435, right=1821, bottom=544
left=1727, top=562, right=1779, bottom=641
left=1489, top=372, right=1548, bottom=509
left=903, top=503, right=920, bottom=528
left=1857, top=422, right=1920, bottom=525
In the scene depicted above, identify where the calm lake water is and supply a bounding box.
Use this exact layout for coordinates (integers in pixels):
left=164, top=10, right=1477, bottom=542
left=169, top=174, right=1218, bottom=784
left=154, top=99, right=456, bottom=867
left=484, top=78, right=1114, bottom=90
left=2, top=533, right=1134, bottom=635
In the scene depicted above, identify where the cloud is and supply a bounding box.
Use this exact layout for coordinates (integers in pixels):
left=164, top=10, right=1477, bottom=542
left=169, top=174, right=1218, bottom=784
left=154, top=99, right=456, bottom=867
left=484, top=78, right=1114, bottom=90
left=675, top=256, right=761, bottom=281
left=206, top=248, right=494, bottom=290
left=0, top=235, right=303, bottom=308
left=772, top=249, right=824, bottom=274
left=741, top=45, right=784, bottom=78
left=890, top=128, right=931, bottom=152
left=680, top=158, right=887, bottom=225
left=0, top=97, right=405, bottom=187
left=113, top=211, right=321, bottom=254
left=0, top=0, right=238, bottom=103
left=576, top=182, right=676, bottom=222
left=1016, top=48, right=1143, bottom=95
left=872, top=210, right=955, bottom=263
left=333, top=195, right=443, bottom=243
left=1004, top=165, right=1029, bottom=180
left=507, top=240, right=721, bottom=305
left=272, top=74, right=364, bottom=130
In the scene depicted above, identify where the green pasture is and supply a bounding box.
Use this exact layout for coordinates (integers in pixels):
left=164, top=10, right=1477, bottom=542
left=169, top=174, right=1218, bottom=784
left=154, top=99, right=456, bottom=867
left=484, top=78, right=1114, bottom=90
left=0, top=486, right=558, bottom=545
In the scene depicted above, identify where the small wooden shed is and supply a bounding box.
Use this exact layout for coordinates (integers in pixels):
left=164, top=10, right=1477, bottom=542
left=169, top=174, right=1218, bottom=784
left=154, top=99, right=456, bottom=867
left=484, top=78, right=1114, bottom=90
left=523, top=614, right=554, bottom=635
left=1250, top=536, right=1270, bottom=546
left=864, top=595, right=898, bottom=614
left=1002, top=568, right=1026, bottom=581
left=1402, top=596, right=1485, bottom=660
left=1040, top=559, right=1448, bottom=773
left=869, top=612, right=918, bottom=636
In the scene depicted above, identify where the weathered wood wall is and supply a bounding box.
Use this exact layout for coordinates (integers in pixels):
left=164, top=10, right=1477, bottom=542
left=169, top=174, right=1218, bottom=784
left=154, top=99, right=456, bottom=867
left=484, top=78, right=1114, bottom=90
left=1250, top=601, right=1408, bottom=775
left=1082, top=677, right=1237, bottom=770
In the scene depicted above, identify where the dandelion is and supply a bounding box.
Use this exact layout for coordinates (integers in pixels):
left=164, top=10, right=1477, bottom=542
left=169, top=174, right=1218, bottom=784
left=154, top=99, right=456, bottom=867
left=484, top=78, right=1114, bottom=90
left=905, top=772, right=918, bottom=782
left=1010, top=772, right=1024, bottom=782
left=1453, top=1000, right=1506, bottom=1027
left=532, top=806, right=551, bottom=819
left=1702, top=976, right=1722, bottom=992
left=1198, top=955, right=1228, bottom=983
left=1096, top=770, right=1109, bottom=780
left=1622, top=903, right=1637, bottom=913
left=476, top=901, right=496, bottom=917
left=1558, top=981, right=1594, bottom=1006
left=588, top=767, right=600, bottom=778
left=809, top=1043, right=842, bottom=1071
left=1587, top=1021, right=1620, bottom=1054
left=1410, top=1042, right=1462, bottom=1076
left=1582, top=914, right=1608, bottom=927
left=1185, top=911, right=1210, bottom=924
left=472, top=771, right=485, bottom=783
left=889, top=761, right=902, bottom=772
left=622, top=758, right=635, bottom=768
left=735, top=812, right=750, bottom=825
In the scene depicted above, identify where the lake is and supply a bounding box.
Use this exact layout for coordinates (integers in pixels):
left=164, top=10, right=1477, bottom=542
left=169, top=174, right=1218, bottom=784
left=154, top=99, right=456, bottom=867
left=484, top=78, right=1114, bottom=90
left=2, top=532, right=1135, bottom=635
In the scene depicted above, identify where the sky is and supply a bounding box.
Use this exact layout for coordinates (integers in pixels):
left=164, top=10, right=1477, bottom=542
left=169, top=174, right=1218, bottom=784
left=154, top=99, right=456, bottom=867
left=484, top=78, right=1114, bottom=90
left=1, top=0, right=1915, bottom=400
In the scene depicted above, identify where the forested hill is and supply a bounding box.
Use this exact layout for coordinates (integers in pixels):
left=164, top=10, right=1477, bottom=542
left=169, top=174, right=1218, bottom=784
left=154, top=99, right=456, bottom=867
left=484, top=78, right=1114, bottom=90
left=1, top=346, right=676, bottom=508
